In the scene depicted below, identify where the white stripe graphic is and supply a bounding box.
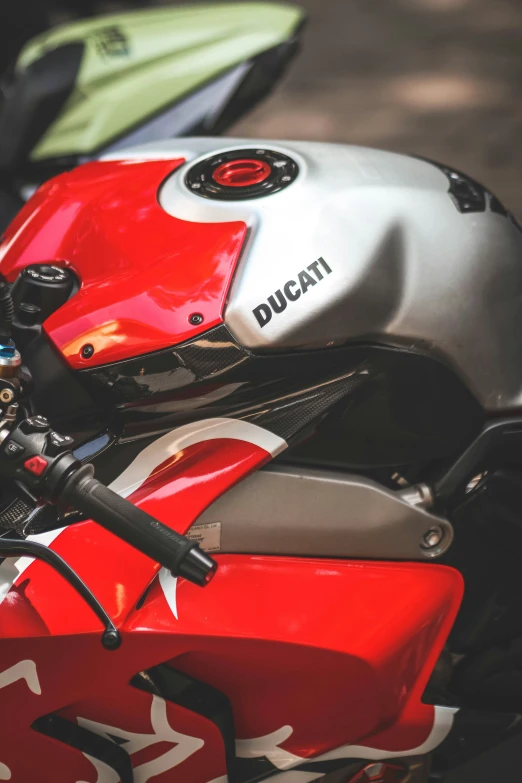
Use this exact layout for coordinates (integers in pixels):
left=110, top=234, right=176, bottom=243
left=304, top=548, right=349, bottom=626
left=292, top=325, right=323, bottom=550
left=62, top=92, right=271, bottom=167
left=235, top=707, right=458, bottom=776
left=0, top=660, right=41, bottom=695
left=79, top=695, right=204, bottom=783
left=309, top=705, right=458, bottom=763
left=108, top=418, right=287, bottom=499
left=159, top=570, right=178, bottom=620
left=237, top=726, right=301, bottom=770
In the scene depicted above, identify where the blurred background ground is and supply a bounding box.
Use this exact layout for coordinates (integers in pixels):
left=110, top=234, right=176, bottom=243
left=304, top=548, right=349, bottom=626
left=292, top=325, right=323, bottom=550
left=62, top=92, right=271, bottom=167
left=232, top=0, right=522, bottom=218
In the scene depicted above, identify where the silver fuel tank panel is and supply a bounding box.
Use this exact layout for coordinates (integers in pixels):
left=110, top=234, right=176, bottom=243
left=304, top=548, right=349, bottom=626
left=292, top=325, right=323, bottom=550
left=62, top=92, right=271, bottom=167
left=105, top=139, right=522, bottom=412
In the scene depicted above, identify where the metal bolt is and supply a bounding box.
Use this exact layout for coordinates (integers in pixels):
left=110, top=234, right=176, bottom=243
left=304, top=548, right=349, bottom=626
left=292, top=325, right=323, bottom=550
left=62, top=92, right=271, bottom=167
left=81, top=344, right=95, bottom=359
left=281, top=175, right=292, bottom=182
left=0, top=389, right=14, bottom=404
left=391, top=471, right=409, bottom=487
left=422, top=526, right=444, bottom=549
left=5, top=404, right=18, bottom=422
left=273, top=160, right=286, bottom=168
left=365, top=763, right=384, bottom=779
left=191, top=182, right=201, bottom=189
left=189, top=313, right=204, bottom=326
left=466, top=472, right=487, bottom=494
left=256, top=149, right=266, bottom=155
left=398, top=482, right=433, bottom=510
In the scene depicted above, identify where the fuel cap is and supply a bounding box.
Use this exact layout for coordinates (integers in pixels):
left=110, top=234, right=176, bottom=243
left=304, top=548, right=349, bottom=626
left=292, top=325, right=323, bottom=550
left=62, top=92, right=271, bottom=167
left=212, top=159, right=271, bottom=187
left=185, top=148, right=298, bottom=200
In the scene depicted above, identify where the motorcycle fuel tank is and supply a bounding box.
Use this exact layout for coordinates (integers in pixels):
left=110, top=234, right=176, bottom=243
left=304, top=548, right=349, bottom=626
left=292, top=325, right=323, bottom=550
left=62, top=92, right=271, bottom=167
left=1, top=138, right=522, bottom=413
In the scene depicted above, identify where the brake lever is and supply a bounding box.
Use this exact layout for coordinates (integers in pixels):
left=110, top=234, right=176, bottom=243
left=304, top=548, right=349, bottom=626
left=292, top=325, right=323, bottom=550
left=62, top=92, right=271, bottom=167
left=0, top=536, right=121, bottom=650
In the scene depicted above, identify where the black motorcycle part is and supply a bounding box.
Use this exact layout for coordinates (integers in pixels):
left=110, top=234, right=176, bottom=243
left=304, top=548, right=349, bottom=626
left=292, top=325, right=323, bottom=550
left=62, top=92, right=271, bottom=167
left=0, top=415, right=81, bottom=496
left=0, top=483, right=86, bottom=535
left=0, top=188, right=24, bottom=231
left=210, top=35, right=304, bottom=136
left=238, top=758, right=369, bottom=782
left=0, top=42, right=84, bottom=171
left=78, top=324, right=484, bottom=470
left=16, top=330, right=106, bottom=441
left=437, top=163, right=486, bottom=213
left=0, top=278, right=14, bottom=342
left=452, top=635, right=522, bottom=713
left=7, top=267, right=106, bottom=448
left=0, top=1, right=50, bottom=76
left=434, top=418, right=522, bottom=505
left=0, top=537, right=120, bottom=649
left=236, top=757, right=369, bottom=783
left=0, top=491, right=35, bottom=533
left=418, top=156, right=519, bottom=226
left=430, top=709, right=522, bottom=776
left=11, top=264, right=78, bottom=327
left=132, top=664, right=236, bottom=779
left=444, top=470, right=522, bottom=655
left=32, top=713, right=133, bottom=783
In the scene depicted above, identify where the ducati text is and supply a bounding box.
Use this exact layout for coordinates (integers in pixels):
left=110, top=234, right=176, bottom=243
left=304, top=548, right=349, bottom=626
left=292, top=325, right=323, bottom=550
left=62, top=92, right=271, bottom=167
left=252, top=257, right=333, bottom=328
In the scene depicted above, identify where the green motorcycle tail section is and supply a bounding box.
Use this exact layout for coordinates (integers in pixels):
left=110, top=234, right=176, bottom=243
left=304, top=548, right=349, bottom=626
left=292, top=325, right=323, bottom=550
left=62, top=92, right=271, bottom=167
left=16, top=2, right=303, bottom=162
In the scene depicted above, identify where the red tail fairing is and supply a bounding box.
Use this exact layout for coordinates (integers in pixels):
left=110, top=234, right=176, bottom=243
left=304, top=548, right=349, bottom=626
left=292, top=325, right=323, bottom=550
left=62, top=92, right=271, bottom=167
left=0, top=159, right=247, bottom=368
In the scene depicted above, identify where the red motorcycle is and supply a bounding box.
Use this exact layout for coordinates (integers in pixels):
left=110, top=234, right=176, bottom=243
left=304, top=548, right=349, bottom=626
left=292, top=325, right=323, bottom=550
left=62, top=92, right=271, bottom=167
left=0, top=138, right=521, bottom=782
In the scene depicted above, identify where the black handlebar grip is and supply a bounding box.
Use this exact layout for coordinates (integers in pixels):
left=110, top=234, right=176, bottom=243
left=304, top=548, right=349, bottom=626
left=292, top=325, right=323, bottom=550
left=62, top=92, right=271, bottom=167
left=62, top=465, right=217, bottom=586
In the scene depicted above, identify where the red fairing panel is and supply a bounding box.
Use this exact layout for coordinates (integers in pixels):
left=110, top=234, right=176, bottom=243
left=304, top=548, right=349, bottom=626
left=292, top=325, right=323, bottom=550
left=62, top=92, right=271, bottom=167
left=138, top=557, right=463, bottom=764
left=0, top=418, right=463, bottom=781
left=0, top=160, right=247, bottom=368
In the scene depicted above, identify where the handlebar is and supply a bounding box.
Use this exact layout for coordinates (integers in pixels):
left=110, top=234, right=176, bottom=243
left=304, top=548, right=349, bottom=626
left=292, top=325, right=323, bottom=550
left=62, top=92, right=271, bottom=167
left=62, top=465, right=217, bottom=585
left=0, top=417, right=217, bottom=587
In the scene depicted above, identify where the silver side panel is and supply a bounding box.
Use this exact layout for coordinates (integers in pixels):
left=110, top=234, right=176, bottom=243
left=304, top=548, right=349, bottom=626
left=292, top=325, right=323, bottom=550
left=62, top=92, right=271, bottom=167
left=192, top=464, right=453, bottom=560
left=105, top=137, right=522, bottom=411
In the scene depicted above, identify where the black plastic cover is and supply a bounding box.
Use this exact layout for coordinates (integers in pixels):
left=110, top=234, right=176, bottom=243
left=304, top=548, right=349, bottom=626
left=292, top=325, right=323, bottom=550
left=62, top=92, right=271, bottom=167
left=209, top=37, right=302, bottom=135
left=0, top=42, right=84, bottom=170
left=0, top=188, right=24, bottom=230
